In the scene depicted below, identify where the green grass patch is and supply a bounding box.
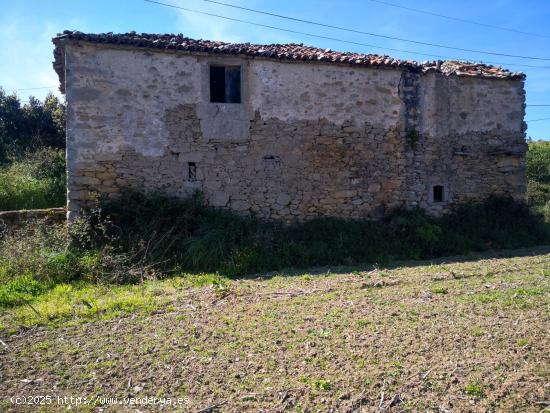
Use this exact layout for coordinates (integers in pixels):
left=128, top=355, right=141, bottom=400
left=0, top=274, right=52, bottom=308
left=471, top=328, right=484, bottom=337
left=0, top=273, right=229, bottom=331
left=517, top=338, right=529, bottom=347
left=459, top=286, right=548, bottom=308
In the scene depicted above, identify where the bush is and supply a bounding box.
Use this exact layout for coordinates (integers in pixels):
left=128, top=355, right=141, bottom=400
left=528, top=180, right=550, bottom=206
left=0, top=148, right=65, bottom=210
left=527, top=141, right=550, bottom=185
left=70, top=190, right=550, bottom=278
left=436, top=196, right=548, bottom=253
left=527, top=141, right=550, bottom=209
left=0, top=275, right=52, bottom=308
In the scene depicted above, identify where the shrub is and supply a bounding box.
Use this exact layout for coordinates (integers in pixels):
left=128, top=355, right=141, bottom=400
left=0, top=220, right=69, bottom=283
left=527, top=141, right=550, bottom=210
left=436, top=196, right=549, bottom=253
left=0, top=274, right=52, bottom=308
left=384, top=208, right=442, bottom=259
left=70, top=190, right=549, bottom=278
left=527, top=180, right=550, bottom=206
left=526, top=141, right=550, bottom=184
left=0, top=219, right=135, bottom=301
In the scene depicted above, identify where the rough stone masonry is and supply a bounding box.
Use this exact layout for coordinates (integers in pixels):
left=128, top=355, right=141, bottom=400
left=53, top=31, right=527, bottom=222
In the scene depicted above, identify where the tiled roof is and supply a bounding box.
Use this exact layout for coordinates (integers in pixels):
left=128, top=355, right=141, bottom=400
left=52, top=30, right=525, bottom=92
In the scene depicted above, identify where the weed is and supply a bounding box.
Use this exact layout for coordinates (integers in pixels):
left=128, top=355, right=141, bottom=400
left=311, top=378, right=332, bottom=391
left=512, top=287, right=544, bottom=297
left=0, top=275, right=52, bottom=308
left=211, top=279, right=230, bottom=298
left=1, top=190, right=548, bottom=326
left=317, top=329, right=331, bottom=338
left=471, top=328, right=484, bottom=337
left=465, top=382, right=485, bottom=398
left=30, top=341, right=50, bottom=352
left=406, top=128, right=420, bottom=149
left=517, top=338, right=529, bottom=347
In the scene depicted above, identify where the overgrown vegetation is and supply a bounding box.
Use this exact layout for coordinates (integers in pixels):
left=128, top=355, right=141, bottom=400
left=0, top=89, right=66, bottom=210
left=0, top=191, right=547, bottom=312
left=0, top=148, right=65, bottom=210
left=69, top=191, right=548, bottom=278
left=527, top=140, right=550, bottom=219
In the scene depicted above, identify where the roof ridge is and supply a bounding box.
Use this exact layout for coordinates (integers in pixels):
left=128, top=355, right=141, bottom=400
left=52, top=30, right=526, bottom=86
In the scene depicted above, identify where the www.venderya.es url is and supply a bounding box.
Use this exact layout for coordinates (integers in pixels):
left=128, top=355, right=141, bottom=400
left=9, top=394, right=190, bottom=407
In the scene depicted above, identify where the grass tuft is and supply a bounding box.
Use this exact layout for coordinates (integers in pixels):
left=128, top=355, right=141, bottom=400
left=465, top=382, right=485, bottom=398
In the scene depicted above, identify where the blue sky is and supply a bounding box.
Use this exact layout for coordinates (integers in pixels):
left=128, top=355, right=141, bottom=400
left=1, top=0, right=549, bottom=139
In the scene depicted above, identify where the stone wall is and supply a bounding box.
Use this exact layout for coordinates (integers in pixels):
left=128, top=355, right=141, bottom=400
left=63, top=42, right=527, bottom=221
left=0, top=208, right=66, bottom=232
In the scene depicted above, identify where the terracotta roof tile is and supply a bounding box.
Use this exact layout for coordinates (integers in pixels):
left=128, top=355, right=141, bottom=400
left=52, top=30, right=525, bottom=93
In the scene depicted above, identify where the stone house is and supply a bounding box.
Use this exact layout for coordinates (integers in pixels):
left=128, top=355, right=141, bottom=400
left=53, top=31, right=527, bottom=222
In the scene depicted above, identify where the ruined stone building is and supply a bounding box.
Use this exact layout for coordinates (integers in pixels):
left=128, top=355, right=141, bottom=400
left=53, top=31, right=527, bottom=221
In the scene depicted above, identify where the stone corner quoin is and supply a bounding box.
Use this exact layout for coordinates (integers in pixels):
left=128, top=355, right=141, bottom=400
left=52, top=31, right=528, bottom=222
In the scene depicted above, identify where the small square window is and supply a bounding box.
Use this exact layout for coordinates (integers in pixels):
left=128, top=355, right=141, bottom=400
left=210, top=65, right=241, bottom=103
left=433, top=185, right=444, bottom=202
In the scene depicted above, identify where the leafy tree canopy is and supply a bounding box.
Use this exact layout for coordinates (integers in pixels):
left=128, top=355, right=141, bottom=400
left=0, top=88, right=65, bottom=163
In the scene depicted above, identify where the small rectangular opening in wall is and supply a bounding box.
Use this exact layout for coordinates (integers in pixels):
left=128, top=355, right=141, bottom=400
left=188, top=162, right=197, bottom=181
left=433, top=185, right=444, bottom=202
left=209, top=65, right=241, bottom=103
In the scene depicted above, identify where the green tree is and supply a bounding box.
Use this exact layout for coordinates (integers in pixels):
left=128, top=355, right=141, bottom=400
left=527, top=141, right=550, bottom=184
left=0, top=88, right=65, bottom=163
